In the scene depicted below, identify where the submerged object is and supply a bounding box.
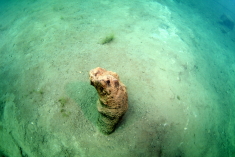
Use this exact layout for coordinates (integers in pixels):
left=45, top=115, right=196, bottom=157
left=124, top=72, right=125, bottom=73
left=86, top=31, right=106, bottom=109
left=219, top=14, right=234, bottom=30
left=89, top=67, right=128, bottom=134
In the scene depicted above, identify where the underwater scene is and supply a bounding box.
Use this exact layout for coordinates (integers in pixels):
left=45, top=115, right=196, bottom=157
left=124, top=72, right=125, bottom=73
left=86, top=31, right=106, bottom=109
left=0, top=0, right=235, bottom=156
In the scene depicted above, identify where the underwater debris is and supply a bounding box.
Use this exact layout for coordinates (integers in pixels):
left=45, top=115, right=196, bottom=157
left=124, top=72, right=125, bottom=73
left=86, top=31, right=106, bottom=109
left=89, top=67, right=128, bottom=134
left=100, top=34, right=115, bottom=44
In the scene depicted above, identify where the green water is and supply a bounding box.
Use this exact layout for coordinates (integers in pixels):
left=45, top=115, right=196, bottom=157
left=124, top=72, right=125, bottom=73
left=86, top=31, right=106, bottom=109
left=0, top=0, right=235, bottom=156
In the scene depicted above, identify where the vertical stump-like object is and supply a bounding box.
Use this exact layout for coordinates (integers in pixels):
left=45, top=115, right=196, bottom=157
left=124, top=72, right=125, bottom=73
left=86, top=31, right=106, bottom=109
left=89, top=67, right=128, bottom=134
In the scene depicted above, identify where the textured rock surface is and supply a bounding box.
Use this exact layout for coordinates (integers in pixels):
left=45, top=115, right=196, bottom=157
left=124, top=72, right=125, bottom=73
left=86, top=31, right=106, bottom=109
left=89, top=67, right=128, bottom=134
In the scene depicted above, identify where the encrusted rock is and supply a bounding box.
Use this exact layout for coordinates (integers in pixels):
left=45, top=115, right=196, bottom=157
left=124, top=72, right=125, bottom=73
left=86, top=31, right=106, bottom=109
left=89, top=67, right=128, bottom=134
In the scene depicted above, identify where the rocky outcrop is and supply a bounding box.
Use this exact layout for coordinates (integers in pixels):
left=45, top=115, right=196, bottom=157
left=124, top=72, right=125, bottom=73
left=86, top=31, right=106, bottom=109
left=89, top=67, right=128, bottom=134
